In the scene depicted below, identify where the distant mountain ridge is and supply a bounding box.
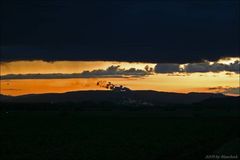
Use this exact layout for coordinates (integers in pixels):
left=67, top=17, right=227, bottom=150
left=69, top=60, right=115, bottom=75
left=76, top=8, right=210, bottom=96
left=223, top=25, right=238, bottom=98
left=0, top=90, right=227, bottom=105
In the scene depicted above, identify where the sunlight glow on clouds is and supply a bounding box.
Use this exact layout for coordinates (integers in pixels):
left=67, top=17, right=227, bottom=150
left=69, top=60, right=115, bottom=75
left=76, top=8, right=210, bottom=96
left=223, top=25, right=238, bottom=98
left=0, top=60, right=155, bottom=75
left=155, top=58, right=240, bottom=74
left=0, top=57, right=239, bottom=96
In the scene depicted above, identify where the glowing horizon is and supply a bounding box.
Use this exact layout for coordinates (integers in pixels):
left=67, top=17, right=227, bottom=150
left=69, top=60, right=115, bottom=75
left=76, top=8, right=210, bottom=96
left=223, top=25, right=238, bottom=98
left=0, top=57, right=239, bottom=96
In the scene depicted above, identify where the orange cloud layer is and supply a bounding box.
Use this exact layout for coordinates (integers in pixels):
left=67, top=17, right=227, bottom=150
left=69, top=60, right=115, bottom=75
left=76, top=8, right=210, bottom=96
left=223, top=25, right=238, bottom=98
left=1, top=72, right=239, bottom=96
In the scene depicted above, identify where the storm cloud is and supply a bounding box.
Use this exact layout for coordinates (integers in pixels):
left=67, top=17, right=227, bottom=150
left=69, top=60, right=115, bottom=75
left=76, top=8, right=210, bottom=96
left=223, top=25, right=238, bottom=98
left=1, top=0, right=239, bottom=63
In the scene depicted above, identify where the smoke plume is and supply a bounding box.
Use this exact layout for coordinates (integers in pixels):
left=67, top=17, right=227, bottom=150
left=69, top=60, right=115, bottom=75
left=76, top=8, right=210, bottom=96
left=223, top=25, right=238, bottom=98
left=97, top=81, right=131, bottom=92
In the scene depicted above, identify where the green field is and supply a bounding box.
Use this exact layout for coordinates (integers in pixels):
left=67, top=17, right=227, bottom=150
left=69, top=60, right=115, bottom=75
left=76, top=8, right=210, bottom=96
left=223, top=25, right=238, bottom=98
left=0, top=111, right=239, bottom=160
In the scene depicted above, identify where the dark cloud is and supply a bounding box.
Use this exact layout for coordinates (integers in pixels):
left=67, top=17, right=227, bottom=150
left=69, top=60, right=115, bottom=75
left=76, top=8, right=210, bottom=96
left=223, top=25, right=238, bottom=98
left=1, top=0, right=239, bottom=63
left=154, top=64, right=181, bottom=73
left=155, top=60, right=240, bottom=73
left=81, top=65, right=152, bottom=77
left=184, top=61, right=240, bottom=73
left=0, top=65, right=151, bottom=79
left=208, top=86, right=225, bottom=90
left=207, top=86, right=240, bottom=96
left=184, top=62, right=213, bottom=73
left=224, top=87, right=240, bottom=95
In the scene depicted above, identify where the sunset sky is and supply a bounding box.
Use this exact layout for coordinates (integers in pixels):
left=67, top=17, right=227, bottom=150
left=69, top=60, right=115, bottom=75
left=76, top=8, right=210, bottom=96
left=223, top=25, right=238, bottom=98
left=0, top=58, right=239, bottom=96
left=0, top=0, right=239, bottom=96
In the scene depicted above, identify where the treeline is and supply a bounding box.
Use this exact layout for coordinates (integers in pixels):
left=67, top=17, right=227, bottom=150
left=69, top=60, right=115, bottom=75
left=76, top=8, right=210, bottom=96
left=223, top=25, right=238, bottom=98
left=1, top=96, right=239, bottom=112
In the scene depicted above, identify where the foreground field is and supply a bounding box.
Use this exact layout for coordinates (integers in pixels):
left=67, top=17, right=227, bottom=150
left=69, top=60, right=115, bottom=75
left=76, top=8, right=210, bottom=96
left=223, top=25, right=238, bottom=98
left=0, top=111, right=239, bottom=160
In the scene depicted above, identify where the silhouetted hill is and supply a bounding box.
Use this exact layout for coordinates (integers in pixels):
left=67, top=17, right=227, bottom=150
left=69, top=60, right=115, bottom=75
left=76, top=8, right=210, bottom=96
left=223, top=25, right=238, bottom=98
left=0, top=94, right=12, bottom=101
left=0, top=90, right=226, bottom=105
